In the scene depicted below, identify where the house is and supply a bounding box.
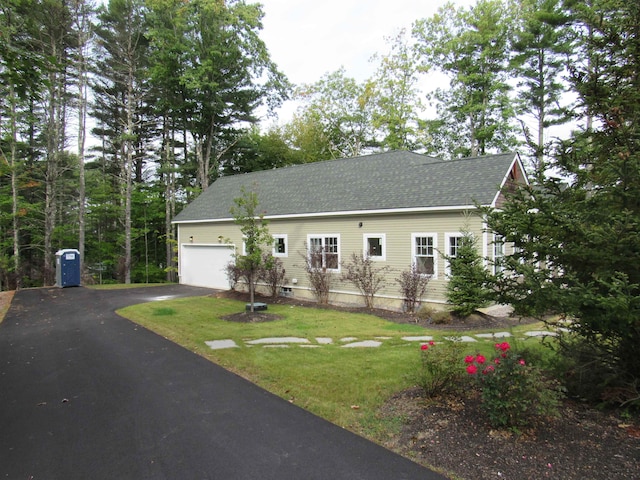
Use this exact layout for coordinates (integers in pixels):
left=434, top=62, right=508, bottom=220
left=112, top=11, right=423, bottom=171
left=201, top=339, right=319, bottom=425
left=172, top=150, right=527, bottom=310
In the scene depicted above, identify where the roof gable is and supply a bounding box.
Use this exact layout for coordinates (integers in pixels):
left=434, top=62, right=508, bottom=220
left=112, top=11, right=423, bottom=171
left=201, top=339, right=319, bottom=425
left=173, top=150, right=521, bottom=223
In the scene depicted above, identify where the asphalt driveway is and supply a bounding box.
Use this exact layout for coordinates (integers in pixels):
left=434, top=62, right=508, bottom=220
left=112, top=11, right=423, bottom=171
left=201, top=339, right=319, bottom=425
left=0, top=285, right=446, bottom=479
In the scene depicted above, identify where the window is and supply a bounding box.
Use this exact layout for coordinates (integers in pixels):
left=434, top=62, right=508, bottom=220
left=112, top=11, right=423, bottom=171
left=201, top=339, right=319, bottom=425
left=493, top=235, right=504, bottom=274
left=308, top=235, right=340, bottom=270
left=445, top=232, right=464, bottom=275
left=364, top=234, right=386, bottom=261
left=412, top=233, right=436, bottom=277
left=273, top=234, right=288, bottom=257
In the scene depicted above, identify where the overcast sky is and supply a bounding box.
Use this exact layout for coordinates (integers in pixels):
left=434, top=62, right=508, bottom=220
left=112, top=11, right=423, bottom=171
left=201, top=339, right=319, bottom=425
left=257, top=0, right=476, bottom=123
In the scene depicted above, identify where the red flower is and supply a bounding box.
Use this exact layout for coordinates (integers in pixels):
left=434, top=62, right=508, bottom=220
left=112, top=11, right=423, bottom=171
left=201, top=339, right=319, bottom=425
left=466, top=364, right=478, bottom=375
left=464, top=355, right=476, bottom=364
left=476, top=354, right=486, bottom=364
left=495, top=342, right=511, bottom=352
left=429, top=341, right=435, bottom=346
left=519, top=359, right=526, bottom=366
left=421, top=344, right=429, bottom=351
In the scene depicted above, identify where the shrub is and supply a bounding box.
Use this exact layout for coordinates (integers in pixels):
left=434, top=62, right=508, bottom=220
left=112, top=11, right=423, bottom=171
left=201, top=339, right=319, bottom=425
left=465, top=342, right=563, bottom=431
left=430, top=310, right=452, bottom=325
left=259, top=254, right=288, bottom=298
left=341, top=253, right=389, bottom=309
left=300, top=246, right=333, bottom=304
left=396, top=264, right=431, bottom=313
left=224, top=262, right=242, bottom=290
left=418, top=340, right=467, bottom=397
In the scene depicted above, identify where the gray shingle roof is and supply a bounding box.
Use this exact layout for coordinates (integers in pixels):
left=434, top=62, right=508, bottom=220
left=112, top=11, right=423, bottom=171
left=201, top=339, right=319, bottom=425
left=173, top=150, right=519, bottom=223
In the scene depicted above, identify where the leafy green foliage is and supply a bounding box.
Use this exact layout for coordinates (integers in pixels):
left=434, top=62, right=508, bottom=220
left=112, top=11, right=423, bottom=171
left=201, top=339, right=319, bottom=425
left=417, top=340, right=467, bottom=397
left=466, top=343, right=563, bottom=430
left=230, top=186, right=273, bottom=311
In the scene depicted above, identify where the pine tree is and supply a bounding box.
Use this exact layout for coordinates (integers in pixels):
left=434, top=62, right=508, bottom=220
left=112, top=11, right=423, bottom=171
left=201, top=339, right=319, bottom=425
left=484, top=0, right=640, bottom=406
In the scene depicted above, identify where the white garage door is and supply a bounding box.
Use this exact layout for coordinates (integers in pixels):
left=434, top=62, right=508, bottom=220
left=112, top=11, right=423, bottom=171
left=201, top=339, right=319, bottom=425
left=180, top=244, right=235, bottom=289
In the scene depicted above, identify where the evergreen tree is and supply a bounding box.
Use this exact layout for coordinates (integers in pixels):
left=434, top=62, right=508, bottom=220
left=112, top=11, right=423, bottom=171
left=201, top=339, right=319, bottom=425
left=413, top=0, right=519, bottom=159
left=511, top=0, right=573, bottom=170
left=484, top=0, right=640, bottom=406
left=445, top=232, right=489, bottom=317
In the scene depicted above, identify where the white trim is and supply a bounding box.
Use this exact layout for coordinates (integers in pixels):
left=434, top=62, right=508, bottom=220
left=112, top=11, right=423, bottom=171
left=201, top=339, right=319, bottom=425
left=363, top=233, right=386, bottom=261
left=444, top=232, right=465, bottom=276
left=272, top=234, right=288, bottom=257
left=307, top=234, right=341, bottom=272
left=172, top=205, right=482, bottom=224
left=490, top=153, right=529, bottom=207
left=411, top=232, right=438, bottom=279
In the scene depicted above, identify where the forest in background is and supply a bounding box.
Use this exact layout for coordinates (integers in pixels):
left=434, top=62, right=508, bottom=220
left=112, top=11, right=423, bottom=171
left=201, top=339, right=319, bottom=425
left=0, top=0, right=618, bottom=288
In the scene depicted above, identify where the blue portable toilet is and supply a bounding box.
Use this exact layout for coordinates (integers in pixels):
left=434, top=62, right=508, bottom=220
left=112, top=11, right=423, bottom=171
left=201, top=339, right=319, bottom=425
left=56, top=249, right=81, bottom=287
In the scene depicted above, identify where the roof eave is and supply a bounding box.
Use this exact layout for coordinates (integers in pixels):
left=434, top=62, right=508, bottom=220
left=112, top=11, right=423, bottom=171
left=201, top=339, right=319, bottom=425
left=172, top=204, right=487, bottom=225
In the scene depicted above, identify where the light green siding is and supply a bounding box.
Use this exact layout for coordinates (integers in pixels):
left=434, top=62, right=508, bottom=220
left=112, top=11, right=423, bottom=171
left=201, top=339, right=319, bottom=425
left=177, top=208, right=489, bottom=310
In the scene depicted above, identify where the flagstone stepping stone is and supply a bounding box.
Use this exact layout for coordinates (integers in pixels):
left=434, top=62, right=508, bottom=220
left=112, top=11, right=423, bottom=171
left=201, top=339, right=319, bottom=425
left=315, top=337, right=333, bottom=345
left=475, top=332, right=512, bottom=339
left=205, top=340, right=238, bottom=350
left=246, top=337, right=311, bottom=345
left=402, top=335, right=434, bottom=342
left=342, top=340, right=382, bottom=348
left=524, top=331, right=558, bottom=337
left=339, top=337, right=358, bottom=342
left=444, top=336, right=477, bottom=342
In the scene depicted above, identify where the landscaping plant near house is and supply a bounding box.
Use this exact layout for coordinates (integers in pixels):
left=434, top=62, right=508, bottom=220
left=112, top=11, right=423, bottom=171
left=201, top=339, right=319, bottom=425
left=417, top=339, right=466, bottom=397
left=300, top=246, right=333, bottom=304
left=260, top=254, right=287, bottom=298
left=341, top=253, right=390, bottom=309
left=230, top=187, right=273, bottom=312
left=465, top=342, right=563, bottom=431
left=445, top=231, right=490, bottom=317
left=396, top=263, right=431, bottom=314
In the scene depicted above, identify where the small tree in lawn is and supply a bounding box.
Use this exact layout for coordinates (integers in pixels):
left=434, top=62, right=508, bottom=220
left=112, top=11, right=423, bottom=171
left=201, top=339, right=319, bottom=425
left=230, top=187, right=273, bottom=312
left=341, top=253, right=390, bottom=309
left=445, top=231, right=490, bottom=317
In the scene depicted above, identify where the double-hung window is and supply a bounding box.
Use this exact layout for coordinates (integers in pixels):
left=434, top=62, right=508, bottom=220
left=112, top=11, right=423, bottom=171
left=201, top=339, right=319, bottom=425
left=412, top=233, right=436, bottom=277
left=493, top=235, right=504, bottom=274
left=445, top=232, right=465, bottom=275
left=364, top=234, right=386, bottom=261
left=308, top=235, right=340, bottom=270
left=273, top=234, right=288, bottom=257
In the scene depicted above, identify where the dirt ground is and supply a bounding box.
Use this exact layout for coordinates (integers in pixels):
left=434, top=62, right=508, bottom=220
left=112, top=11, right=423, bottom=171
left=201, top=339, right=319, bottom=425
left=220, top=291, right=640, bottom=480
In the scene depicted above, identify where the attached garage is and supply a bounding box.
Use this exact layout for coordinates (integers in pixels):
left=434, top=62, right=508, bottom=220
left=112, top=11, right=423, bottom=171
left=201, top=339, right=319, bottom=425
left=179, top=244, right=235, bottom=289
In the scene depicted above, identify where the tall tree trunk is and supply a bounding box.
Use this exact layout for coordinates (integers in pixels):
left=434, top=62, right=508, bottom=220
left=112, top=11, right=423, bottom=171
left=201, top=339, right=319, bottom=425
left=8, top=83, right=21, bottom=289
left=73, top=0, right=91, bottom=277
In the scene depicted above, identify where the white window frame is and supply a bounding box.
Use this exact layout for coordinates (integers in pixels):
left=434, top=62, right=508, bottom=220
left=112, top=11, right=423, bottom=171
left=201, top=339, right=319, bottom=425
left=363, top=233, right=386, bottom=261
left=493, top=234, right=505, bottom=274
left=444, top=232, right=465, bottom=276
left=307, top=234, right=341, bottom=272
left=272, top=234, right=288, bottom=258
left=411, top=233, right=437, bottom=278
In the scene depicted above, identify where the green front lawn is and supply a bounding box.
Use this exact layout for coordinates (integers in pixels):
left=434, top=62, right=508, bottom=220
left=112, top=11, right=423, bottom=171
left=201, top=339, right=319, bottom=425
left=118, top=296, right=547, bottom=436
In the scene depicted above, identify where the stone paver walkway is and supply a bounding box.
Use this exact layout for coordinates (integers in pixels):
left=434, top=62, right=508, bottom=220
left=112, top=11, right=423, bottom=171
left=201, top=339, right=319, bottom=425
left=205, top=328, right=558, bottom=350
